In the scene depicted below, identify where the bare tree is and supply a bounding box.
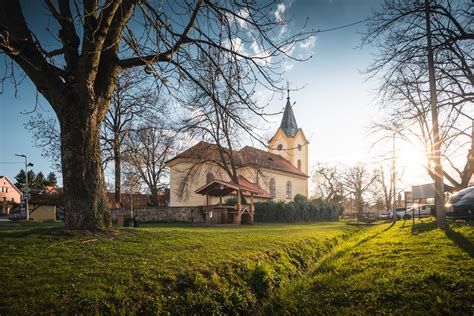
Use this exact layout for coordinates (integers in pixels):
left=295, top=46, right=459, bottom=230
left=101, top=69, right=160, bottom=205
left=342, top=165, right=377, bottom=214
left=364, top=0, right=473, bottom=228
left=123, top=119, right=174, bottom=204
left=1, top=1, right=313, bottom=230
left=312, top=163, right=344, bottom=203
left=177, top=47, right=251, bottom=194
left=25, top=113, right=62, bottom=172
left=26, top=68, right=161, bottom=206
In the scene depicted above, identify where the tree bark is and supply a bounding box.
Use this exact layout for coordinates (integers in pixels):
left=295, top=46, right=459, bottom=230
left=114, top=139, right=122, bottom=207
left=151, top=188, right=160, bottom=206
left=425, top=0, right=446, bottom=230
left=59, top=96, right=111, bottom=231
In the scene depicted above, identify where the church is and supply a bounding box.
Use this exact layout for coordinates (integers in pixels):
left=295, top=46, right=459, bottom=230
left=166, top=94, right=309, bottom=208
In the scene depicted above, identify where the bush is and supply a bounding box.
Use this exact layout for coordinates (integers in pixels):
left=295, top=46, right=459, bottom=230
left=254, top=197, right=343, bottom=223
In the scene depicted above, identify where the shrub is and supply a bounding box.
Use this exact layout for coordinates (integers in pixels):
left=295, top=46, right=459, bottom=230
left=254, top=198, right=343, bottom=223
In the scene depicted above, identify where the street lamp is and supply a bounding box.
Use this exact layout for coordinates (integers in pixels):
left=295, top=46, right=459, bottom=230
left=15, top=154, right=33, bottom=221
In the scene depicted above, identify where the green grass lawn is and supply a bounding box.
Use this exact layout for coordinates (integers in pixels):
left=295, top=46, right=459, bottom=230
left=0, top=221, right=356, bottom=314
left=2, top=220, right=472, bottom=315
left=265, top=220, right=474, bottom=315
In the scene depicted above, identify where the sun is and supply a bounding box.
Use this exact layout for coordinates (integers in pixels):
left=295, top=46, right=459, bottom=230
left=397, top=143, right=427, bottom=172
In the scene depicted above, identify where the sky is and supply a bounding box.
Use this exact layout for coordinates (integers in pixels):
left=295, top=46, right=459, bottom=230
left=0, top=0, right=432, bottom=192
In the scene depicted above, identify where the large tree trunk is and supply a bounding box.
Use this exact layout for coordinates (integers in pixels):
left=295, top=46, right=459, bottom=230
left=425, top=0, right=445, bottom=229
left=59, top=96, right=111, bottom=231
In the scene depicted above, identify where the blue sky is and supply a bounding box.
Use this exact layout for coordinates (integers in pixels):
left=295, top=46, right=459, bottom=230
left=0, top=0, right=431, bottom=190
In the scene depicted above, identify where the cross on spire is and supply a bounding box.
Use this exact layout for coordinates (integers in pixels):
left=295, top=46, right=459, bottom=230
left=280, top=81, right=298, bottom=137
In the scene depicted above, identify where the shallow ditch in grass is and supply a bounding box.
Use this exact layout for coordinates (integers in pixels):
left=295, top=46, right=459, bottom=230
left=261, top=220, right=474, bottom=315
left=148, top=228, right=362, bottom=315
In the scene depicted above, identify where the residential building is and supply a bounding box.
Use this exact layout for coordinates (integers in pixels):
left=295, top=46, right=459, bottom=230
left=0, top=176, right=22, bottom=215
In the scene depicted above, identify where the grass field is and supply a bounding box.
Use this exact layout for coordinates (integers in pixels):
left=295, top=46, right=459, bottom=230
left=0, top=221, right=356, bottom=314
left=265, top=220, right=474, bottom=315
left=1, top=220, right=472, bottom=314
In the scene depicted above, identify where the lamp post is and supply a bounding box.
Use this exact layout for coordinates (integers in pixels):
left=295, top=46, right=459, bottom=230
left=15, top=154, right=33, bottom=221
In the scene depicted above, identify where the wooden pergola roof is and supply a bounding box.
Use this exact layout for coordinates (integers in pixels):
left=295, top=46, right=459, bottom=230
left=195, top=179, right=263, bottom=197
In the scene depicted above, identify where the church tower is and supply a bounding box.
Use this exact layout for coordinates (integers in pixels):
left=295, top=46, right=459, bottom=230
left=268, top=93, right=309, bottom=176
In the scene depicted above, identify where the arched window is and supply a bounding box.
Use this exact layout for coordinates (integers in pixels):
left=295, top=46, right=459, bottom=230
left=206, top=172, right=214, bottom=184
left=297, top=144, right=302, bottom=151
left=277, top=144, right=283, bottom=151
left=286, top=181, right=292, bottom=199
left=297, top=159, right=302, bottom=170
left=269, top=178, right=276, bottom=198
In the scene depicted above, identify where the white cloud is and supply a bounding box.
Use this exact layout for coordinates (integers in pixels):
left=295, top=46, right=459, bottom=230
left=274, top=3, right=286, bottom=23
left=299, top=36, right=316, bottom=49
left=224, top=37, right=246, bottom=55
left=236, top=8, right=250, bottom=28
left=281, top=43, right=295, bottom=56
left=282, top=61, right=295, bottom=72
left=251, top=40, right=272, bottom=65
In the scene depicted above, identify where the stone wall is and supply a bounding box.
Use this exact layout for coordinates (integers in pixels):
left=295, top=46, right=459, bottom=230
left=111, top=206, right=205, bottom=223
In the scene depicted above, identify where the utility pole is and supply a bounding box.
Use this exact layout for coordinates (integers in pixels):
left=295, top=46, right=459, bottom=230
left=15, top=154, right=33, bottom=221
left=470, top=120, right=474, bottom=174
left=130, top=193, right=134, bottom=227
left=392, top=132, right=397, bottom=222
left=424, top=0, right=445, bottom=229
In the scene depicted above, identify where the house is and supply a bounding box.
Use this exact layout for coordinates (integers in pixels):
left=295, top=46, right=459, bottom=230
left=166, top=94, right=309, bottom=209
left=27, top=192, right=64, bottom=222
left=0, top=176, right=22, bottom=215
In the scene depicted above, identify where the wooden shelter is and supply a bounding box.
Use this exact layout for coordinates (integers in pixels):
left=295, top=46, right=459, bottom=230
left=195, top=179, right=260, bottom=225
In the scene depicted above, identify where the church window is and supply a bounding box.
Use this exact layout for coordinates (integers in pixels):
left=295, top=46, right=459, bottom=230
left=277, top=144, right=283, bottom=151
left=298, top=144, right=302, bottom=151
left=286, top=181, right=292, bottom=199
left=206, top=172, right=214, bottom=184
left=297, top=159, right=302, bottom=170
left=269, top=178, right=276, bottom=198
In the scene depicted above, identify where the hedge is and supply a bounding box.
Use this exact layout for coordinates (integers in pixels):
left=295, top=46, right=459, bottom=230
left=254, top=195, right=343, bottom=223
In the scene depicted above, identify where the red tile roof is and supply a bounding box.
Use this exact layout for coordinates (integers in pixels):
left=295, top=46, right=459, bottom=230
left=194, top=175, right=271, bottom=199
left=167, top=141, right=306, bottom=177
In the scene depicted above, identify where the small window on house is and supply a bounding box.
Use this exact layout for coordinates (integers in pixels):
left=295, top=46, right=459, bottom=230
left=297, top=159, right=302, bottom=170
left=298, top=144, right=302, bottom=151
left=286, top=181, right=292, bottom=199
left=5, top=187, right=8, bottom=193
left=206, top=172, right=215, bottom=184
left=277, top=144, right=283, bottom=151
left=269, top=178, right=276, bottom=198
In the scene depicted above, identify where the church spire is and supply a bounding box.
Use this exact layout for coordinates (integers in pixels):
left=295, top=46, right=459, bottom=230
left=280, top=89, right=298, bottom=137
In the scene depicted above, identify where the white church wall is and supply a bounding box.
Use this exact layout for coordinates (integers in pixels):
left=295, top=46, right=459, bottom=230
left=169, top=160, right=308, bottom=206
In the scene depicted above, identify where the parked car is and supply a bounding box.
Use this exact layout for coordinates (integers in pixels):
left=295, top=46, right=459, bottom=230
left=396, top=204, right=435, bottom=220
left=446, top=186, right=474, bottom=219
left=379, top=208, right=406, bottom=220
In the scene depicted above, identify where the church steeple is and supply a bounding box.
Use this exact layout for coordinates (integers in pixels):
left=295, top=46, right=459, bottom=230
left=268, top=90, right=309, bottom=189
left=280, top=90, right=298, bottom=137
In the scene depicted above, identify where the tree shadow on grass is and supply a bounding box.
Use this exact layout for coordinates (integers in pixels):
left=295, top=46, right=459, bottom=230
left=411, top=220, right=474, bottom=258
left=308, top=222, right=396, bottom=276
left=0, top=227, right=67, bottom=238
left=445, top=226, right=474, bottom=258
left=0, top=226, right=119, bottom=239
left=411, top=221, right=437, bottom=235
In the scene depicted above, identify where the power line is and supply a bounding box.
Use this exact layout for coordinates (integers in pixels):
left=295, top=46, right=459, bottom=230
left=315, top=18, right=371, bottom=33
